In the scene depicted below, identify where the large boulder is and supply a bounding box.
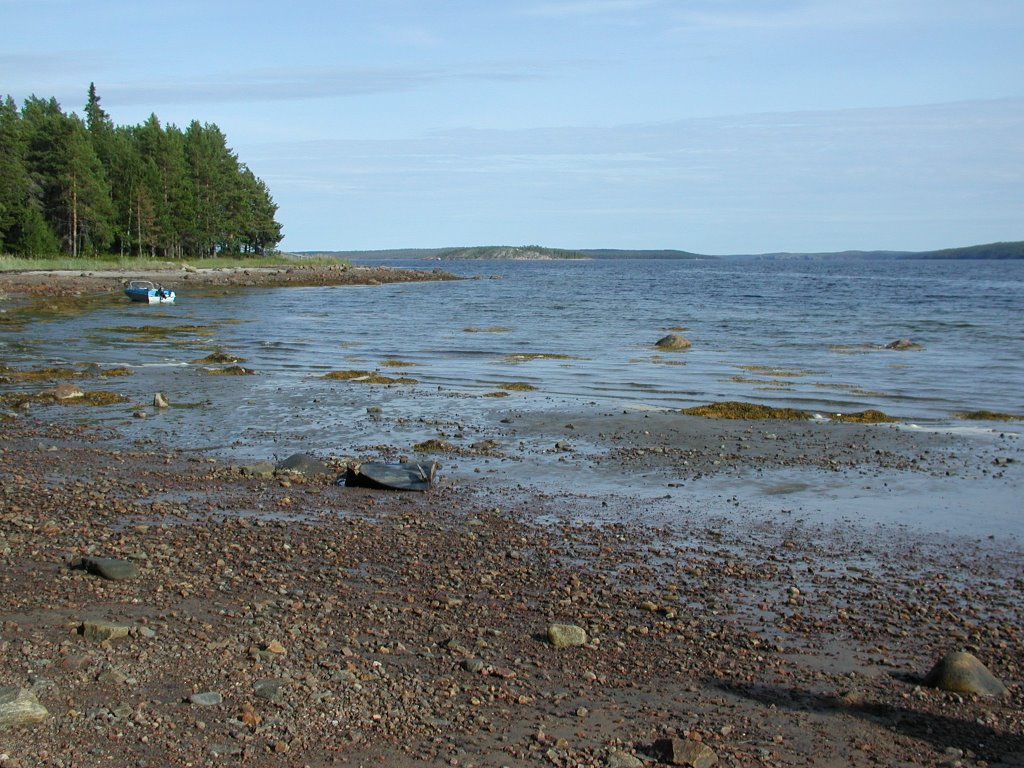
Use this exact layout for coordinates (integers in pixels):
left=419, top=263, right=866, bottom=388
left=655, top=333, right=692, bottom=351
left=923, top=651, right=1008, bottom=697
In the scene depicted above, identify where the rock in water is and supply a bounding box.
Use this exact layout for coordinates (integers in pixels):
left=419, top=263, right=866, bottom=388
left=885, top=338, right=922, bottom=350
left=655, top=333, right=692, bottom=351
left=547, top=623, right=587, bottom=648
left=154, top=392, right=170, bottom=408
left=0, top=687, right=49, bottom=730
left=924, top=651, right=1008, bottom=697
left=655, top=738, right=719, bottom=767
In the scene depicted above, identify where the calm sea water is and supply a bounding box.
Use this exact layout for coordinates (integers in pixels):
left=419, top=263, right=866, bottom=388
left=2, top=258, right=1022, bottom=457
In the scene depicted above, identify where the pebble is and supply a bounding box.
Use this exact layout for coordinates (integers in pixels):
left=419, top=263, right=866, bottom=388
left=547, top=623, right=587, bottom=648
left=189, top=692, right=223, bottom=707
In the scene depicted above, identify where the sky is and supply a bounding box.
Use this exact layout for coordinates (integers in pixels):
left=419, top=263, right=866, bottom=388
left=3, top=0, right=1023, bottom=254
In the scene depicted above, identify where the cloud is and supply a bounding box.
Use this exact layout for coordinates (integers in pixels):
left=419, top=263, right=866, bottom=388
left=522, top=0, right=661, bottom=18
left=100, top=62, right=553, bottom=107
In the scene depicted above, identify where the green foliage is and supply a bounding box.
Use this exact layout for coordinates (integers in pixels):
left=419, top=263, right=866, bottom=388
left=0, top=84, right=283, bottom=259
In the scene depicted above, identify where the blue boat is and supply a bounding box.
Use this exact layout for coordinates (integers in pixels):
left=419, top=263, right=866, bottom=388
left=125, top=280, right=176, bottom=303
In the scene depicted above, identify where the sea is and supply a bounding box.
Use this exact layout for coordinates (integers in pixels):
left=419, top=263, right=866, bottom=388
left=3, top=256, right=1023, bottom=538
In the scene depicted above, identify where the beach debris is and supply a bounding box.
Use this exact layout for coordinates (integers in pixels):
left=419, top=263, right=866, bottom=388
left=413, top=439, right=456, bottom=453
left=924, top=651, right=1008, bottom=697
left=0, top=686, right=49, bottom=731
left=885, top=338, right=922, bottom=350
left=654, top=737, right=719, bottom=767
left=77, top=556, right=139, bottom=581
left=275, top=452, right=333, bottom=477
left=153, top=392, right=169, bottom=408
left=547, top=623, right=587, bottom=648
left=655, top=333, right=692, bottom=351
left=341, top=461, right=438, bottom=492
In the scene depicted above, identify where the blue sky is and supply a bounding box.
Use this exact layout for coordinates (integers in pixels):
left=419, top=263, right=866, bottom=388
left=3, top=0, right=1023, bottom=253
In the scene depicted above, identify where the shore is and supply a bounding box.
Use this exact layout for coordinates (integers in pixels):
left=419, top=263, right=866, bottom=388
left=1, top=263, right=1022, bottom=766
left=1, top=406, right=1021, bottom=767
left=0, top=262, right=460, bottom=298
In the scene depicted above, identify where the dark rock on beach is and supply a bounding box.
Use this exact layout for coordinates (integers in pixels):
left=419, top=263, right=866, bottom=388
left=924, top=651, right=1009, bottom=697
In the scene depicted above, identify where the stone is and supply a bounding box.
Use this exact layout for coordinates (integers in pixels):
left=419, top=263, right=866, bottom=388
left=606, top=749, right=645, bottom=768
left=80, top=621, right=132, bottom=643
left=81, top=556, right=139, bottom=581
left=547, top=623, right=587, bottom=648
left=275, top=453, right=332, bottom=476
left=655, top=738, right=718, bottom=768
left=0, top=686, right=49, bottom=730
left=254, top=679, right=287, bottom=702
left=189, top=691, right=223, bottom=706
left=885, top=338, right=921, bottom=351
left=924, top=651, right=1008, bottom=697
left=47, top=383, right=84, bottom=400
left=655, top=333, right=692, bottom=351
left=153, top=392, right=170, bottom=408
left=237, top=461, right=276, bottom=477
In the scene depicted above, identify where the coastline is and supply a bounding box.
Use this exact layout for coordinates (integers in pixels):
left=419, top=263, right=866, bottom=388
left=1, top=262, right=1021, bottom=766
left=0, top=262, right=461, bottom=298
left=1, top=407, right=1021, bottom=766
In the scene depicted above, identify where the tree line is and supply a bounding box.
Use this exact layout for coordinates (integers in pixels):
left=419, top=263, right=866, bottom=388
left=0, top=84, right=283, bottom=259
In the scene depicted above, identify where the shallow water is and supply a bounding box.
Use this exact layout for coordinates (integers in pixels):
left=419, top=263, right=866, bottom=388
left=2, top=258, right=1022, bottom=541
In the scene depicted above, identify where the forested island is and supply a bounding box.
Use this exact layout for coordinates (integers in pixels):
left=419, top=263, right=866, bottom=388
left=0, top=84, right=282, bottom=259
left=305, top=241, right=1023, bottom=261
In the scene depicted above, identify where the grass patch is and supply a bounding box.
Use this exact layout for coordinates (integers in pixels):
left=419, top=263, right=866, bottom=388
left=483, top=391, right=510, bottom=398
left=498, top=382, right=537, bottom=392
left=0, top=364, right=134, bottom=382
left=464, top=326, right=512, bottom=333
left=681, top=401, right=811, bottom=420
left=0, top=254, right=344, bottom=272
left=380, top=359, right=418, bottom=368
left=100, top=324, right=214, bottom=340
left=323, top=369, right=418, bottom=385
left=202, top=365, right=256, bottom=375
left=193, top=350, right=246, bottom=364
left=501, top=353, right=580, bottom=364
left=954, top=410, right=1023, bottom=422
left=831, top=410, right=899, bottom=424
left=736, top=365, right=812, bottom=377
left=0, top=390, right=127, bottom=408
left=413, top=439, right=456, bottom=453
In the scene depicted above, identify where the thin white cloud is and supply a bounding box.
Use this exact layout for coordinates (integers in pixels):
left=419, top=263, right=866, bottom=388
left=523, top=0, right=660, bottom=18
left=101, top=62, right=552, bottom=106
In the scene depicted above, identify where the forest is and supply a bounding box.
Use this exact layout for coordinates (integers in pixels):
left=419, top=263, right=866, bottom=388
left=0, top=84, right=282, bottom=259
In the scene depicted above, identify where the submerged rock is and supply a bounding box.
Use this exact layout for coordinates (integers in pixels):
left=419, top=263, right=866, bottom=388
left=924, top=651, right=1008, bottom=697
left=885, top=338, right=922, bottom=351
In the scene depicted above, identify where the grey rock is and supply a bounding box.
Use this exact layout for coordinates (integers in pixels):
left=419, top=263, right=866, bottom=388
left=236, top=461, right=276, bottom=477
left=82, top=556, right=139, bottom=581
left=655, top=333, right=692, bottom=351
left=924, top=651, right=1008, bottom=697
left=547, top=623, right=587, bottom=648
left=462, top=657, right=485, bottom=674
left=607, top=750, right=646, bottom=768
left=153, top=392, right=170, bottom=408
left=254, top=678, right=287, bottom=701
left=189, top=691, right=223, bottom=706
left=275, top=452, right=332, bottom=476
left=0, top=686, right=49, bottom=730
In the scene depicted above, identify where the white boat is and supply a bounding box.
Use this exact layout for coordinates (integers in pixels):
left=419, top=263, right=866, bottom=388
left=125, top=280, right=175, bottom=303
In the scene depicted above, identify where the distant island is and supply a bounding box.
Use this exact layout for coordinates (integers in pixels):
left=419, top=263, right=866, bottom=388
left=297, top=240, right=1023, bottom=262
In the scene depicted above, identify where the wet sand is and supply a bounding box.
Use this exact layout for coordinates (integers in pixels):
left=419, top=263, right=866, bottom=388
left=1, top=267, right=1022, bottom=766
left=1, top=409, right=1021, bottom=767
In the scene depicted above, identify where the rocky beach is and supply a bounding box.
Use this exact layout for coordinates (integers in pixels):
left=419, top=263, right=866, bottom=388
left=1, top=267, right=1022, bottom=767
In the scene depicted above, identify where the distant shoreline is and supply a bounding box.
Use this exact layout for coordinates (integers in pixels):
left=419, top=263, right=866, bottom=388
left=298, top=239, right=1024, bottom=261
